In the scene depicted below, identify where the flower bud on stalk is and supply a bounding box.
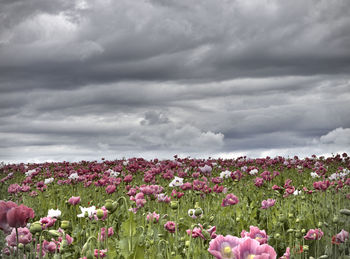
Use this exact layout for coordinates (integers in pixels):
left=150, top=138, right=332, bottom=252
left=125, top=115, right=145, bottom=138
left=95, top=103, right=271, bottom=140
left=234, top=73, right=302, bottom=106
left=340, top=209, right=350, bottom=216
left=30, top=222, right=42, bottom=233
left=104, top=199, right=114, bottom=211
left=96, top=209, right=104, bottom=219
left=61, top=220, right=70, bottom=230
left=332, top=216, right=339, bottom=223
left=170, top=201, right=178, bottom=210
left=194, top=208, right=203, bottom=217
left=48, top=230, right=61, bottom=237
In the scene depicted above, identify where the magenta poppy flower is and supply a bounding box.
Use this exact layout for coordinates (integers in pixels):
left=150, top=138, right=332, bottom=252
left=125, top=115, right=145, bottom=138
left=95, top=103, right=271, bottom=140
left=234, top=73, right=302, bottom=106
left=6, top=227, right=32, bottom=246
left=233, top=238, right=276, bottom=259
left=254, top=177, right=264, bottom=187
left=164, top=221, right=177, bottom=233
left=43, top=240, right=57, bottom=253
left=261, top=199, right=276, bottom=210
left=0, top=200, right=18, bottom=233
left=99, top=227, right=114, bottom=241
left=6, top=204, right=35, bottom=228
left=146, top=212, right=160, bottom=223
left=304, top=228, right=323, bottom=240
left=40, top=217, right=56, bottom=229
left=221, top=193, right=239, bottom=207
left=241, top=226, right=269, bottom=245
left=208, top=235, right=242, bottom=259
left=94, top=249, right=108, bottom=258
left=335, top=229, right=349, bottom=243
left=68, top=196, right=81, bottom=205
left=105, top=185, right=116, bottom=194
left=279, top=247, right=290, bottom=259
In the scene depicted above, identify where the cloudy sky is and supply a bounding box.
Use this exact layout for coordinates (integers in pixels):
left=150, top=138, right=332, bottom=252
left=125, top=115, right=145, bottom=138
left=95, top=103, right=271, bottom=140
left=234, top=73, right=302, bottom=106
left=1, top=0, right=350, bottom=163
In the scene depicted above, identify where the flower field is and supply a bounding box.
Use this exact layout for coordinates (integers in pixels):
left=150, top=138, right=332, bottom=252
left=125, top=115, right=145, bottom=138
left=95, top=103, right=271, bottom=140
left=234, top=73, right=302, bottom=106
left=1, top=154, right=350, bottom=259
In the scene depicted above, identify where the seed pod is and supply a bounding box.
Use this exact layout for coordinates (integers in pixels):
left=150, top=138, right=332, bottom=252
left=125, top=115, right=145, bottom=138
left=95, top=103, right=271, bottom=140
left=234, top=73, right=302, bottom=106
left=332, top=216, right=339, bottom=223
left=170, top=201, right=178, bottom=210
left=30, top=222, right=42, bottom=233
left=96, top=209, right=104, bottom=219
left=340, top=209, right=350, bottom=216
left=194, top=208, right=203, bottom=217
left=60, top=221, right=70, bottom=230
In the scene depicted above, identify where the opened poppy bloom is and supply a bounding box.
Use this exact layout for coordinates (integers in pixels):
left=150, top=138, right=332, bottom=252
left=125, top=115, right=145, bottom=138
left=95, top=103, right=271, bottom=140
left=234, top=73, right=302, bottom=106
left=4, top=203, right=35, bottom=229
left=304, top=228, right=323, bottom=240
left=221, top=194, right=239, bottom=207
left=208, top=235, right=242, bottom=259
left=6, top=227, right=32, bottom=246
left=234, top=238, right=276, bottom=259
left=0, top=201, right=18, bottom=233
left=241, top=226, right=269, bottom=245
left=68, top=196, right=81, bottom=205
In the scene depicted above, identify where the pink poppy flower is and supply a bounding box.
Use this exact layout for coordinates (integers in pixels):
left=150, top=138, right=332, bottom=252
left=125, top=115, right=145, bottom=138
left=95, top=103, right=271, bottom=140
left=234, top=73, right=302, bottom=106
left=279, top=247, right=290, bottom=259
left=0, top=200, right=18, bottom=233
left=254, top=177, right=264, bottom=187
left=146, top=212, right=160, bottom=223
left=208, top=235, right=242, bottom=259
left=304, top=228, right=323, bottom=240
left=335, top=229, right=349, bottom=243
left=43, top=240, right=57, bottom=253
left=233, top=238, right=276, bottom=259
left=164, top=221, right=177, bottom=233
left=6, top=227, right=32, bottom=246
left=40, top=217, right=56, bottom=229
left=94, top=249, right=108, bottom=258
left=105, top=185, right=116, bottom=194
left=261, top=199, right=276, bottom=210
left=221, top=193, right=239, bottom=207
left=68, top=196, right=81, bottom=205
left=6, top=204, right=35, bottom=228
left=241, top=226, right=269, bottom=245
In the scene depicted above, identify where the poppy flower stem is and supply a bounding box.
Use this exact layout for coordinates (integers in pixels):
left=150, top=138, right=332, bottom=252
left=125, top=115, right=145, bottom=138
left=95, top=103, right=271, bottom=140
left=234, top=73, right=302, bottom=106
left=15, top=227, right=19, bottom=259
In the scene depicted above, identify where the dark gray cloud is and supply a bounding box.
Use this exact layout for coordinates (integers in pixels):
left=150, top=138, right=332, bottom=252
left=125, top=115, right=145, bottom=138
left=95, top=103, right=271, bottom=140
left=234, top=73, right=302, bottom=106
left=1, top=0, right=350, bottom=162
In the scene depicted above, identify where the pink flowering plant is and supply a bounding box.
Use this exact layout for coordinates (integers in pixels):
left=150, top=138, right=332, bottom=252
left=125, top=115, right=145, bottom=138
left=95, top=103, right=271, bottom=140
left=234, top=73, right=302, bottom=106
left=0, top=154, right=349, bottom=258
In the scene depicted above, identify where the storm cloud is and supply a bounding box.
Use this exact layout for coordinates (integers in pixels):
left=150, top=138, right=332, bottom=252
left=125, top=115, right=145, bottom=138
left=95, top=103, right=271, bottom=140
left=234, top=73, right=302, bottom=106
left=1, top=0, right=350, bottom=163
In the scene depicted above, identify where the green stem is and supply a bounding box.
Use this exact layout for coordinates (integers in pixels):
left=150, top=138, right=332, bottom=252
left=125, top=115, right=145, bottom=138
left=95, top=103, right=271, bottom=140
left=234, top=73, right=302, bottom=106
left=15, top=227, right=19, bottom=259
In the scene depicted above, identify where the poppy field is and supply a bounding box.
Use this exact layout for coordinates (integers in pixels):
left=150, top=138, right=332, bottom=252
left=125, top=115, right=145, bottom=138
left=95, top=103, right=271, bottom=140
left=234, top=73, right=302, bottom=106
left=0, top=154, right=350, bottom=259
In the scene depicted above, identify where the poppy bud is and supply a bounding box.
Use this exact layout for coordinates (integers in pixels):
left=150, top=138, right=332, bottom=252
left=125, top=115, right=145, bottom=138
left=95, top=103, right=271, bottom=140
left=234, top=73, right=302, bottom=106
left=332, top=216, right=339, bottom=223
left=194, top=208, right=203, bottom=217
left=30, top=222, right=42, bottom=233
left=48, top=230, right=61, bottom=237
left=340, top=209, right=350, bottom=216
left=96, top=209, right=104, bottom=219
left=61, top=220, right=70, bottom=230
left=105, top=200, right=114, bottom=211
left=185, top=240, right=190, bottom=247
left=170, top=201, right=178, bottom=210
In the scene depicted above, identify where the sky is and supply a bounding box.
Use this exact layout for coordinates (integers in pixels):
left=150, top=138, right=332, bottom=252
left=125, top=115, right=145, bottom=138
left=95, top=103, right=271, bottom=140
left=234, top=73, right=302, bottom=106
left=1, top=0, right=350, bottom=163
